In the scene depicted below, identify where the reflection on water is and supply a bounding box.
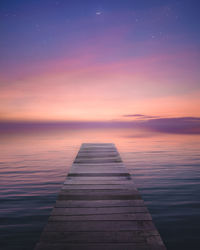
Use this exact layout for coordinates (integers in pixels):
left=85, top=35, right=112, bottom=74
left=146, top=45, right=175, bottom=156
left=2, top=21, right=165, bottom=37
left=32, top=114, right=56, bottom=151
left=0, top=126, right=200, bottom=250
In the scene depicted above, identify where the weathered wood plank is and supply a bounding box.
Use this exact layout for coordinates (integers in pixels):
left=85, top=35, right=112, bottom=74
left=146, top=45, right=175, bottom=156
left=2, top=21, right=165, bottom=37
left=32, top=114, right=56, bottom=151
left=69, top=168, right=129, bottom=174
left=35, top=243, right=154, bottom=250
left=40, top=230, right=153, bottom=243
left=74, top=159, right=122, bottom=163
left=71, top=163, right=125, bottom=167
left=70, top=165, right=128, bottom=170
left=75, top=153, right=121, bottom=157
left=77, top=154, right=120, bottom=158
left=76, top=153, right=120, bottom=157
left=51, top=206, right=148, bottom=216
left=81, top=144, right=115, bottom=148
left=44, top=221, right=157, bottom=232
left=68, top=173, right=130, bottom=177
left=83, top=144, right=115, bottom=146
left=55, top=199, right=145, bottom=208
left=35, top=242, right=167, bottom=250
left=57, top=193, right=142, bottom=200
left=80, top=149, right=117, bottom=152
left=48, top=213, right=152, bottom=221
left=62, top=184, right=137, bottom=190
left=78, top=151, right=119, bottom=154
left=59, top=189, right=139, bottom=196
left=58, top=189, right=142, bottom=200
left=67, top=176, right=132, bottom=181
left=75, top=154, right=120, bottom=158
left=64, top=180, right=135, bottom=185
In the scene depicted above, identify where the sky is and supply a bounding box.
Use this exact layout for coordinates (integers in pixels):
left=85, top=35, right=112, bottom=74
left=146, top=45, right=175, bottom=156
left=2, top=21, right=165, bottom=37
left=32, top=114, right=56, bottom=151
left=0, top=0, right=200, bottom=122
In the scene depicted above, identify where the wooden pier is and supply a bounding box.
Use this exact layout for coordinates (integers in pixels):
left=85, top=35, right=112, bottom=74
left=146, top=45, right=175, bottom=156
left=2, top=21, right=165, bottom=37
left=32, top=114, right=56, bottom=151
left=35, top=143, right=166, bottom=250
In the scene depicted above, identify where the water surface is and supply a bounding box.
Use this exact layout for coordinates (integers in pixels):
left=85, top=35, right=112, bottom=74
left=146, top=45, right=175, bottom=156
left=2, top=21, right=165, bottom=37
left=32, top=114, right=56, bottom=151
left=0, top=126, right=200, bottom=249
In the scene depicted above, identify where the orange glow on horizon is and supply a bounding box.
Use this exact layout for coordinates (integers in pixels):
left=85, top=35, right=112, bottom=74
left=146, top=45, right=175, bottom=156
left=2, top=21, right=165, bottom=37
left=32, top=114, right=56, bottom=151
left=0, top=45, right=200, bottom=122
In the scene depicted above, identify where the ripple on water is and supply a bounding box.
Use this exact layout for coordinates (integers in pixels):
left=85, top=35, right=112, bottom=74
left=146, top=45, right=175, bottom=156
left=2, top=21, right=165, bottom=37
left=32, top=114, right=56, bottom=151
left=0, top=128, right=200, bottom=250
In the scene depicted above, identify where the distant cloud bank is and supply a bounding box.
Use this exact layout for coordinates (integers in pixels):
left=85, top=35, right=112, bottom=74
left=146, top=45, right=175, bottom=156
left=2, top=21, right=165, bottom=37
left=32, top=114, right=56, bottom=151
left=142, top=117, right=200, bottom=134
left=123, top=114, right=200, bottom=134
left=0, top=116, right=200, bottom=135
left=123, top=114, right=160, bottom=119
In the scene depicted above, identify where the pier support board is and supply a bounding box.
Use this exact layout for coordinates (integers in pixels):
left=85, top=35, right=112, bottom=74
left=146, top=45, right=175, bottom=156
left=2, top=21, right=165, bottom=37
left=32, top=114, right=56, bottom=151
left=35, top=143, right=166, bottom=250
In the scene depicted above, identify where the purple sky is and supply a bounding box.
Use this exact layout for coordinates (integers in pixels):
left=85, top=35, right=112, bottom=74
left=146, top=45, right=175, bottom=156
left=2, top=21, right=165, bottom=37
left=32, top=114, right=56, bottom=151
left=0, top=0, right=200, bottom=122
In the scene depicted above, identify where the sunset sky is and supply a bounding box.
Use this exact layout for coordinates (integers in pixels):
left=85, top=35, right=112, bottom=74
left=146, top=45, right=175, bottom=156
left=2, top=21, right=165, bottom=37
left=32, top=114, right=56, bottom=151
left=1, top=0, right=200, bottom=122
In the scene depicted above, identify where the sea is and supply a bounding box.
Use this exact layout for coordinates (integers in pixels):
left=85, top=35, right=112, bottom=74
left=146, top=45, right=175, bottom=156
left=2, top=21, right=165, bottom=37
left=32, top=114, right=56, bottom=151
left=0, top=125, right=200, bottom=250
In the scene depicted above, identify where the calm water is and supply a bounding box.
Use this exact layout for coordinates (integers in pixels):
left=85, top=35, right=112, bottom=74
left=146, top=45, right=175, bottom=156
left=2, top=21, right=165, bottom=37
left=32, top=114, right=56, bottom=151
left=0, top=126, right=200, bottom=250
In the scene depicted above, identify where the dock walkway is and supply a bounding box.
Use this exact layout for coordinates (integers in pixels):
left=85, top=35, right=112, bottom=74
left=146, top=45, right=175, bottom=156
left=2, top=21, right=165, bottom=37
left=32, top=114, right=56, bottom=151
left=35, top=143, right=166, bottom=250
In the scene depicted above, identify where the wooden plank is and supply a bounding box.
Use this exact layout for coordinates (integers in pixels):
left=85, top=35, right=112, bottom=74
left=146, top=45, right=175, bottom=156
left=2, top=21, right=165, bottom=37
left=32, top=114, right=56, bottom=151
left=82, top=144, right=115, bottom=146
left=62, top=184, right=137, bottom=190
left=78, top=150, right=119, bottom=154
left=81, top=146, right=116, bottom=148
left=58, top=189, right=142, bottom=200
left=64, top=180, right=135, bottom=185
left=59, top=189, right=139, bottom=195
left=75, top=157, right=121, bottom=160
left=80, top=148, right=117, bottom=151
left=66, top=176, right=132, bottom=181
left=71, top=164, right=125, bottom=168
left=77, top=153, right=120, bottom=157
left=35, top=143, right=166, bottom=250
left=72, top=163, right=125, bottom=167
left=44, top=221, right=157, bottom=232
left=40, top=230, right=154, bottom=243
left=77, top=152, right=119, bottom=155
left=70, top=165, right=127, bottom=170
left=69, top=168, right=129, bottom=174
left=68, top=173, right=130, bottom=177
left=35, top=243, right=154, bottom=250
left=57, top=193, right=142, bottom=201
left=55, top=200, right=145, bottom=208
left=81, top=146, right=115, bottom=148
left=77, top=152, right=118, bottom=155
left=74, top=159, right=122, bottom=163
left=51, top=206, right=148, bottom=216
left=79, top=149, right=118, bottom=152
left=48, top=213, right=152, bottom=221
